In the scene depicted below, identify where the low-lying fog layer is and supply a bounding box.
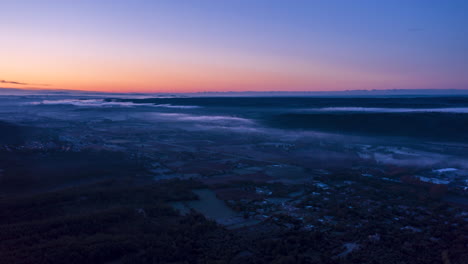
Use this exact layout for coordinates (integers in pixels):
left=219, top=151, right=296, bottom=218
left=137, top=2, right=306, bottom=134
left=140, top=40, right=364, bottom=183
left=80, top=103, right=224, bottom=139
left=26, top=99, right=200, bottom=109
left=2, top=95, right=468, bottom=173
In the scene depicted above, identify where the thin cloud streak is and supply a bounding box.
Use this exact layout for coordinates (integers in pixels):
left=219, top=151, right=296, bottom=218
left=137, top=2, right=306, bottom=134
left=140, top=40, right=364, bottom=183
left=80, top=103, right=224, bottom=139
left=1, top=79, right=50, bottom=86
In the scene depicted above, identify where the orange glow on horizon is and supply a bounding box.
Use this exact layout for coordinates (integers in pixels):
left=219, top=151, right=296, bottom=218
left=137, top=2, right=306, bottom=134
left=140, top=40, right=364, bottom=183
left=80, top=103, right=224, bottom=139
left=3, top=28, right=463, bottom=93
left=3, top=55, right=453, bottom=93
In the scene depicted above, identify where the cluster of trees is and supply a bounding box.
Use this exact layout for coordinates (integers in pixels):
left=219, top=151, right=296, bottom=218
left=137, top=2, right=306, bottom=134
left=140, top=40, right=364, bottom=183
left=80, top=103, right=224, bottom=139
left=0, top=176, right=467, bottom=263
left=0, top=146, right=148, bottom=194
left=0, top=179, right=231, bottom=264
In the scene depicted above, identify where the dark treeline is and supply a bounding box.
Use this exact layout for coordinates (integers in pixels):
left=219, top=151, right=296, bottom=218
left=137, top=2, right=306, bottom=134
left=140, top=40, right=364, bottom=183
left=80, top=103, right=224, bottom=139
left=107, top=96, right=468, bottom=109
left=0, top=121, right=29, bottom=145
left=267, top=112, right=468, bottom=142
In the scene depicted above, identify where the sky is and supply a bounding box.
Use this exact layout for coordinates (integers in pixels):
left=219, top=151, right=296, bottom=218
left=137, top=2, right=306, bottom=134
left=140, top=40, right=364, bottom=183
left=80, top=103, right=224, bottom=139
left=1, top=0, right=467, bottom=93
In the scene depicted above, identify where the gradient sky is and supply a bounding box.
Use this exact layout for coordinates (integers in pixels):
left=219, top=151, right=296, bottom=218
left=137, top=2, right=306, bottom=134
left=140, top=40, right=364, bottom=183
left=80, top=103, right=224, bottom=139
left=1, top=0, right=467, bottom=92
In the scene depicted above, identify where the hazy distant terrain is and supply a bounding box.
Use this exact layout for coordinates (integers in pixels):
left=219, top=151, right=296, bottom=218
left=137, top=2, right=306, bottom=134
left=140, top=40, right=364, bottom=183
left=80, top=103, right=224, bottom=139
left=0, top=92, right=467, bottom=264
left=111, top=96, right=468, bottom=141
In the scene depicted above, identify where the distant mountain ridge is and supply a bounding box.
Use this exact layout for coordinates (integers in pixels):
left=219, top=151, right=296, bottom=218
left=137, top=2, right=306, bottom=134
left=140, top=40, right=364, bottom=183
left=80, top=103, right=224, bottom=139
left=1, top=87, right=468, bottom=97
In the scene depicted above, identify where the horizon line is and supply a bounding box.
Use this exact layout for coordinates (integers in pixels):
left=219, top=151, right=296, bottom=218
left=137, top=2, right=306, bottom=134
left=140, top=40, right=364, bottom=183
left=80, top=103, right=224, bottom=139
left=2, top=86, right=468, bottom=95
